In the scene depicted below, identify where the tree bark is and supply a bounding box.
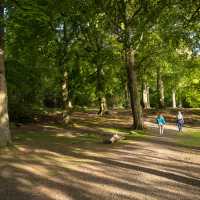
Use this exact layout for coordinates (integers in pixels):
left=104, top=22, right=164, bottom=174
left=61, top=69, right=71, bottom=124
left=124, top=82, right=129, bottom=108
left=0, top=2, right=11, bottom=146
left=59, top=20, right=73, bottom=124
left=147, top=86, right=150, bottom=108
left=98, top=97, right=108, bottom=116
left=172, top=89, right=176, bottom=108
left=178, top=99, right=182, bottom=108
left=126, top=48, right=143, bottom=129
left=143, top=83, right=150, bottom=109
left=143, top=83, right=148, bottom=109
left=178, top=90, right=182, bottom=108
left=157, top=66, right=165, bottom=108
left=96, top=60, right=108, bottom=116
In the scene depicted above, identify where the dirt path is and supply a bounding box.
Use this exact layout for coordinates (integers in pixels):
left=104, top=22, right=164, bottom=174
left=0, top=111, right=200, bottom=200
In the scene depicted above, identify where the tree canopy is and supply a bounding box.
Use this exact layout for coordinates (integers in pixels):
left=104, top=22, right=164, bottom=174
left=1, top=0, right=199, bottom=129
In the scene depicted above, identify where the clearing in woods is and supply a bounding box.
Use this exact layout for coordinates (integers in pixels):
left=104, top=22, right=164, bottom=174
left=0, top=109, right=200, bottom=200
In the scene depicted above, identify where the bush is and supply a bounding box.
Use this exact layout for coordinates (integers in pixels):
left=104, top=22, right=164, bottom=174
left=8, top=103, right=40, bottom=123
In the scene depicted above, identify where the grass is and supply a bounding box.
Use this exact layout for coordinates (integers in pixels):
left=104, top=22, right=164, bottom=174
left=125, top=130, right=149, bottom=139
left=13, top=130, right=104, bottom=147
left=125, top=130, right=200, bottom=148
left=11, top=125, right=200, bottom=150
left=7, top=112, right=200, bottom=152
left=176, top=131, right=200, bottom=148
left=10, top=124, right=148, bottom=151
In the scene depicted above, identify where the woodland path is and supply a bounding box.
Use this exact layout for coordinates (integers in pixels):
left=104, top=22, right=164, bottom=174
left=0, top=110, right=200, bottom=200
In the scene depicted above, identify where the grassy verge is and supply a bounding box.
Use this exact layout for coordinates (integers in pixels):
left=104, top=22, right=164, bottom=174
left=13, top=130, right=104, bottom=146
left=124, top=130, right=200, bottom=149
left=176, top=131, right=200, bottom=148
left=6, top=122, right=200, bottom=152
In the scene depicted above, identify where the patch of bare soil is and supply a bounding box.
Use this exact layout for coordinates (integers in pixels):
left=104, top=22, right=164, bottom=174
left=0, top=110, right=200, bottom=200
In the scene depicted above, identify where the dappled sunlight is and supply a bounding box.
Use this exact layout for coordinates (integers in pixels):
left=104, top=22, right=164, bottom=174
left=37, top=186, right=74, bottom=200
left=17, top=177, right=33, bottom=188
left=152, top=178, right=200, bottom=199
left=0, top=109, right=199, bottom=199
left=11, top=163, right=50, bottom=177
left=42, top=125, right=64, bottom=130
left=1, top=142, right=200, bottom=200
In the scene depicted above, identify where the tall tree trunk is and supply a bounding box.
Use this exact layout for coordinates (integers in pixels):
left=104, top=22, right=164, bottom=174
left=61, top=68, right=71, bottom=124
left=143, top=83, right=150, bottom=109
left=147, top=86, right=150, bottom=108
left=157, top=66, right=165, bottom=108
left=178, top=89, right=182, bottom=108
left=126, top=48, right=143, bottom=129
left=98, top=97, right=108, bottom=116
left=172, top=89, right=176, bottom=108
left=124, top=82, right=129, bottom=108
left=59, top=20, right=72, bottom=124
left=0, top=2, right=11, bottom=146
left=178, top=99, right=182, bottom=108
left=96, top=63, right=107, bottom=116
left=143, top=83, right=148, bottom=109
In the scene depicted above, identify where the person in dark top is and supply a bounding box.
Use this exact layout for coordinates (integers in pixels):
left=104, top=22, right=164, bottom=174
left=177, top=111, right=184, bottom=132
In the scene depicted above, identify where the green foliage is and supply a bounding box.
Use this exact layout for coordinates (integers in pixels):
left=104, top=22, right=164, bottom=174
left=183, top=65, right=200, bottom=107
left=3, top=0, right=200, bottom=123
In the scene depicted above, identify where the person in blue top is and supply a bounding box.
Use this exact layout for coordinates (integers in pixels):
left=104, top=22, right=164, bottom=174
left=156, top=113, right=166, bottom=135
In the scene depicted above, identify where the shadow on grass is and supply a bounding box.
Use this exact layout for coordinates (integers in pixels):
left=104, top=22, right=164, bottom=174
left=0, top=110, right=199, bottom=200
left=125, top=130, right=200, bottom=151
left=1, top=138, right=200, bottom=200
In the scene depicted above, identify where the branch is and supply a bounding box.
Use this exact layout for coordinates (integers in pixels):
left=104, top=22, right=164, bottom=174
left=135, top=32, right=144, bottom=51
left=184, top=5, right=200, bottom=28
left=128, top=5, right=142, bottom=26
left=82, top=29, right=98, bottom=52
left=13, top=0, right=29, bottom=10
left=102, top=4, right=122, bottom=34
left=13, top=0, right=46, bottom=13
left=137, top=50, right=160, bottom=68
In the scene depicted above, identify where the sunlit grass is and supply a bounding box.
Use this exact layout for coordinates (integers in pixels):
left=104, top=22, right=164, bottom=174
left=13, top=130, right=103, bottom=146
left=176, top=131, right=200, bottom=148
left=124, top=129, right=200, bottom=148
left=124, top=130, right=149, bottom=140
left=11, top=128, right=200, bottom=149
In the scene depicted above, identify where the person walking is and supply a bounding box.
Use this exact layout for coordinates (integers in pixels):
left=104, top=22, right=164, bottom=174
left=177, top=111, right=184, bottom=132
left=156, top=113, right=166, bottom=135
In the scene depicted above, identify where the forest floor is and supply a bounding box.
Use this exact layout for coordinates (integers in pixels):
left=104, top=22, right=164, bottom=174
left=0, top=109, right=200, bottom=200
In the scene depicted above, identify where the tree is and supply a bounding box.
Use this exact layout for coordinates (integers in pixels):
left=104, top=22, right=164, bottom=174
left=0, top=1, right=11, bottom=146
left=99, top=0, right=172, bottom=129
left=2, top=0, right=200, bottom=132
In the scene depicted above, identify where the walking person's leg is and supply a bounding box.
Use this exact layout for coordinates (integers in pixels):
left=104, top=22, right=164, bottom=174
left=178, top=123, right=182, bottom=132
left=177, top=122, right=180, bottom=132
left=180, top=123, right=183, bottom=132
left=159, top=125, right=162, bottom=135
left=161, top=125, right=164, bottom=135
left=177, top=120, right=180, bottom=132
